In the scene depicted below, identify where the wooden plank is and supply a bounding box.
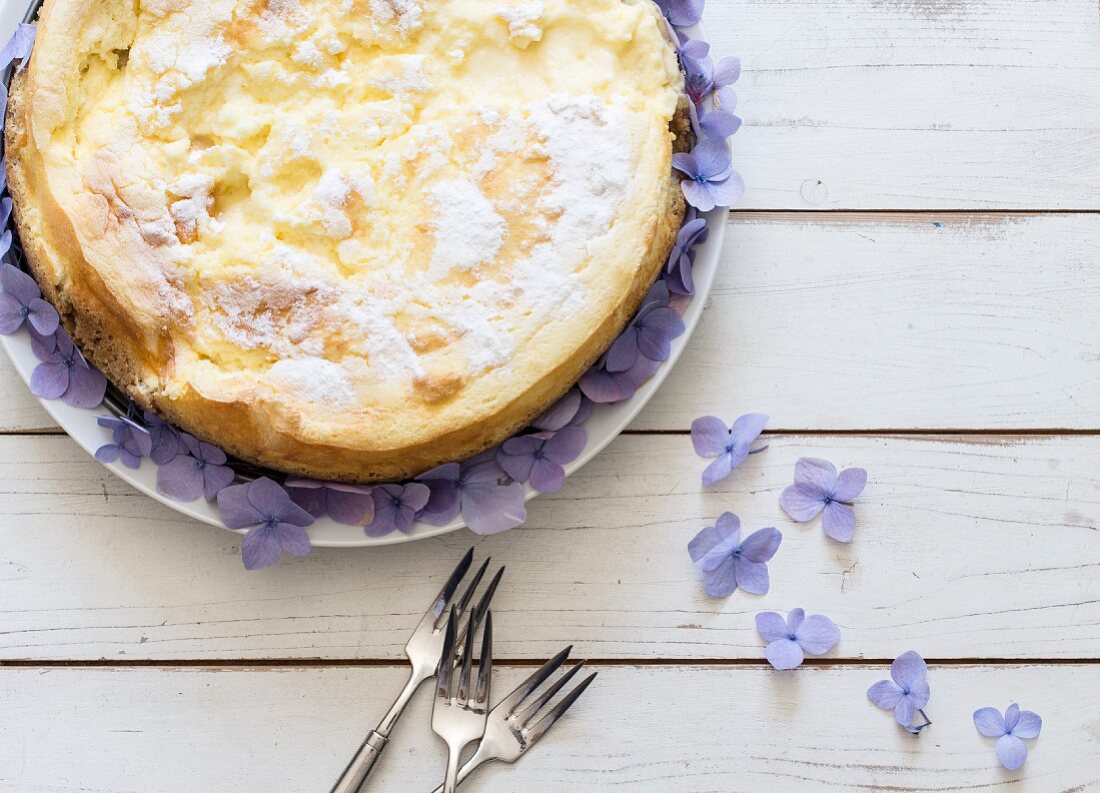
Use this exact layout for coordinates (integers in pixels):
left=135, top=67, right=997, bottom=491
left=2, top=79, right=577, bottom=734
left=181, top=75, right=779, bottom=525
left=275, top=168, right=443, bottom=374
left=637, top=212, right=1100, bottom=430
left=0, top=432, right=1096, bottom=661
left=0, top=664, right=1095, bottom=791
left=2, top=212, right=1099, bottom=433
left=707, top=0, right=1100, bottom=209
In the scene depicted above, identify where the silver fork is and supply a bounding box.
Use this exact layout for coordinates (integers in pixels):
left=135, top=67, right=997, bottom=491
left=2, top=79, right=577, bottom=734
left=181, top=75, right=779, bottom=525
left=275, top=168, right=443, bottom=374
left=331, top=549, right=503, bottom=793
left=428, top=646, right=597, bottom=793
left=433, top=606, right=494, bottom=793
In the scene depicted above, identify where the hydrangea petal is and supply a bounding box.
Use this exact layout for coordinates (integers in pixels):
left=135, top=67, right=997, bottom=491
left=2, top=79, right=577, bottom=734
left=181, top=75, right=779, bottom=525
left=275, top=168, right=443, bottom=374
left=794, top=458, right=838, bottom=495
left=733, top=557, right=769, bottom=595
left=706, top=173, right=745, bottom=208
left=542, top=425, right=586, bottom=464
left=755, top=611, right=788, bottom=643
left=867, top=680, right=904, bottom=710
left=157, top=456, right=204, bottom=502
left=62, top=363, right=107, bottom=408
left=1012, top=710, right=1042, bottom=740
left=779, top=482, right=827, bottom=522
left=796, top=615, right=840, bottom=655
left=241, top=526, right=283, bottom=571
left=691, top=415, right=729, bottom=457
left=578, top=363, right=636, bottom=403
left=659, top=0, right=704, bottom=27
left=30, top=361, right=68, bottom=399
left=712, top=56, right=742, bottom=86
left=94, top=444, right=120, bottom=464
left=832, top=467, right=868, bottom=502
left=701, top=453, right=733, bottom=485
left=681, top=178, right=718, bottom=212
left=821, top=501, right=856, bottom=543
left=1004, top=703, right=1020, bottom=731
left=907, top=679, right=931, bottom=710
left=286, top=483, right=328, bottom=519
left=273, top=522, right=312, bottom=557
left=529, top=457, right=565, bottom=493
left=0, top=262, right=40, bottom=305
left=973, top=707, right=1007, bottom=738
left=729, top=413, right=768, bottom=449
left=27, top=298, right=59, bottom=335
left=894, top=697, right=915, bottom=728
left=0, top=292, right=25, bottom=334
left=692, top=139, right=733, bottom=181
left=605, top=329, right=639, bottom=373
left=688, top=512, right=741, bottom=571
left=996, top=734, right=1028, bottom=771
left=765, top=639, right=804, bottom=670
left=462, top=477, right=526, bottom=535
left=201, top=464, right=236, bottom=501
left=738, top=526, right=782, bottom=563
left=701, top=557, right=738, bottom=597
left=890, top=650, right=927, bottom=690
left=532, top=389, right=582, bottom=431
left=786, top=607, right=806, bottom=634
left=496, top=444, right=536, bottom=483
left=216, top=483, right=263, bottom=528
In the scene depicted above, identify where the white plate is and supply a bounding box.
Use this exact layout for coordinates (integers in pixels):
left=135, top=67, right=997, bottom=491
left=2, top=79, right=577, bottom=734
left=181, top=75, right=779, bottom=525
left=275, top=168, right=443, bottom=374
left=0, top=1, right=725, bottom=546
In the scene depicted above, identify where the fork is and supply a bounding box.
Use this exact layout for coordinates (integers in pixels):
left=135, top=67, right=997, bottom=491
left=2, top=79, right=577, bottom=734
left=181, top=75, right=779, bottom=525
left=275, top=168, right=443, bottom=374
left=433, top=606, right=494, bottom=793
left=428, top=645, right=597, bottom=793
left=331, top=549, right=503, bottom=793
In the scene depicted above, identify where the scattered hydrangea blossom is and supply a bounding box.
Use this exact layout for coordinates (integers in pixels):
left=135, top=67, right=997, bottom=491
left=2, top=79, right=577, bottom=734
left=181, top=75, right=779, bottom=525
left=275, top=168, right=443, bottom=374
left=688, top=512, right=782, bottom=597
left=417, top=459, right=526, bottom=536
left=655, top=0, right=704, bottom=27
left=666, top=210, right=708, bottom=295
left=0, top=261, right=59, bottom=336
left=672, top=139, right=745, bottom=211
left=867, top=651, right=932, bottom=733
left=94, top=415, right=151, bottom=470
left=217, top=477, right=314, bottom=570
left=28, top=327, right=107, bottom=408
left=690, top=413, right=768, bottom=485
left=779, top=458, right=868, bottom=542
left=606, top=284, right=685, bottom=372
left=973, top=704, right=1042, bottom=770
left=497, top=426, right=587, bottom=493
left=144, top=410, right=186, bottom=465
left=365, top=482, right=431, bottom=536
left=531, top=388, right=592, bottom=432
left=756, top=608, right=841, bottom=670
left=156, top=433, right=236, bottom=502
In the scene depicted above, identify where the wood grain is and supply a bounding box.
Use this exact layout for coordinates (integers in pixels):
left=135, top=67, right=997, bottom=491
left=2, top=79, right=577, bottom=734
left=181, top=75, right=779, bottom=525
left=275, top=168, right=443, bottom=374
left=1, top=664, right=1095, bottom=792
left=0, top=433, right=1095, bottom=661
left=2, top=212, right=1099, bottom=433
left=708, top=0, right=1100, bottom=209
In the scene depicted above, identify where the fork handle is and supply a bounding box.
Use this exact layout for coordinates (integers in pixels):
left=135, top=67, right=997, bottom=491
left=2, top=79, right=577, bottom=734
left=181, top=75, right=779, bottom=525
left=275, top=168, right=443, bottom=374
left=442, top=744, right=462, bottom=793
left=330, top=730, right=388, bottom=793
left=428, top=743, right=493, bottom=793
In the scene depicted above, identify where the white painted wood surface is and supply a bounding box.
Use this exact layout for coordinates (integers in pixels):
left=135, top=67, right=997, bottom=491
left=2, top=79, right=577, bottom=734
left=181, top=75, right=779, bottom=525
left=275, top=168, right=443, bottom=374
left=1, top=665, right=1096, bottom=792
left=2, top=0, right=1100, bottom=789
left=1, top=433, right=1096, bottom=661
left=4, top=213, right=1100, bottom=432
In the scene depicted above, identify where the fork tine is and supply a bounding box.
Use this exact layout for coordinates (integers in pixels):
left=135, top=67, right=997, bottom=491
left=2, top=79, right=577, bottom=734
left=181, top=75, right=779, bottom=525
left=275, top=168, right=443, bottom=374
left=521, top=672, right=597, bottom=745
left=456, top=607, right=476, bottom=703
left=496, top=645, right=572, bottom=718
left=423, top=548, right=473, bottom=628
left=435, top=607, right=458, bottom=701
left=454, top=557, right=489, bottom=618
left=470, top=565, right=504, bottom=634
left=475, top=611, right=493, bottom=707
left=514, top=660, right=587, bottom=731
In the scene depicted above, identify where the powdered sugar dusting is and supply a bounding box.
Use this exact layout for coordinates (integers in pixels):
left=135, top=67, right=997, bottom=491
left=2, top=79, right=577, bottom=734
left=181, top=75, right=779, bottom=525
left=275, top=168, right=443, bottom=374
left=496, top=2, right=545, bottom=44
left=368, top=0, right=424, bottom=38
left=428, top=180, right=506, bottom=280
left=267, top=357, right=355, bottom=408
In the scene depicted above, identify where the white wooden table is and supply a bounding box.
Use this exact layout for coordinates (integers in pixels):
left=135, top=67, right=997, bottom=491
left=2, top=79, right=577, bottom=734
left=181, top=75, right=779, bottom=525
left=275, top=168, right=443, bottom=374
left=2, top=1, right=1100, bottom=790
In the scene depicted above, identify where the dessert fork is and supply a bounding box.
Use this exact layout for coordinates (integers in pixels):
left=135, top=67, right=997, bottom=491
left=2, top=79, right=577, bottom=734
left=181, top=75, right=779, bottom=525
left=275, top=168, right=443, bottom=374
left=433, top=606, right=494, bottom=793
left=428, top=645, right=597, bottom=792
left=331, top=549, right=502, bottom=793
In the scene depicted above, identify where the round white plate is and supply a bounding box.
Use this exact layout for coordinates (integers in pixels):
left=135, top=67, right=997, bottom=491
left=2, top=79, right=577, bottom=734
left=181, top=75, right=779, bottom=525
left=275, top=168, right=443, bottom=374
left=0, top=1, right=725, bottom=546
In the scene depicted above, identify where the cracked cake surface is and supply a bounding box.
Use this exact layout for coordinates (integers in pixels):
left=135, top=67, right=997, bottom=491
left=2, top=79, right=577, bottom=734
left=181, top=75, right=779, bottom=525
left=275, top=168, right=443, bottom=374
left=6, top=0, right=688, bottom=481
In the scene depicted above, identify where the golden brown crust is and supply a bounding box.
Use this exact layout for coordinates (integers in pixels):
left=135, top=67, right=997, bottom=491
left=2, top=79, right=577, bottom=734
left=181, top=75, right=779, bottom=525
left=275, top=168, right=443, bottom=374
left=7, top=0, right=689, bottom=482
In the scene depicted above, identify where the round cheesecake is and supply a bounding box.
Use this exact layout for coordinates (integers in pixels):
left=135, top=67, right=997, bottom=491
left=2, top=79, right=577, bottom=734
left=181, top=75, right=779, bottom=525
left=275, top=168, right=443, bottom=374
left=6, top=0, right=689, bottom=482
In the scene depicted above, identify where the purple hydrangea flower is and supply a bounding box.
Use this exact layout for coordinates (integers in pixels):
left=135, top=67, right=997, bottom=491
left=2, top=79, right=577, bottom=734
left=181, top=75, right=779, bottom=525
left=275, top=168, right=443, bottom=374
left=497, top=426, right=587, bottom=493
left=655, top=0, right=704, bottom=27
left=28, top=328, right=107, bottom=408
left=683, top=52, right=740, bottom=109
left=94, top=415, right=152, bottom=470
left=143, top=410, right=185, bottom=465
left=0, top=23, right=36, bottom=73
left=694, top=106, right=741, bottom=140
left=867, top=651, right=932, bottom=732
left=779, top=458, right=868, bottom=543
left=974, top=704, right=1042, bottom=771
left=578, top=350, right=661, bottom=404
left=156, top=433, right=236, bottom=502
left=756, top=608, right=840, bottom=670
left=417, top=459, right=526, bottom=536
left=217, top=477, right=314, bottom=570
left=688, top=512, right=782, bottom=597
left=672, top=139, right=744, bottom=211
left=284, top=479, right=375, bottom=526
left=532, top=387, right=592, bottom=432
left=364, top=482, right=431, bottom=537
left=690, top=413, right=768, bottom=485
left=0, top=262, right=59, bottom=336
left=605, top=286, right=684, bottom=373
left=666, top=210, right=708, bottom=295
